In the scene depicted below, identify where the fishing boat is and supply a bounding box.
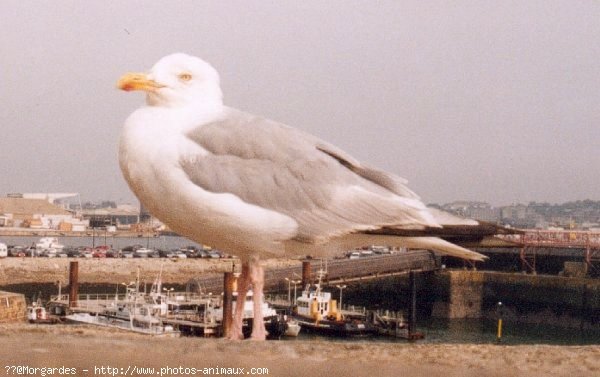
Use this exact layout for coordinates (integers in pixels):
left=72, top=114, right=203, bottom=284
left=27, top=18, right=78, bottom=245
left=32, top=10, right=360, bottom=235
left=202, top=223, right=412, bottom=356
left=65, top=271, right=178, bottom=337
left=291, top=271, right=376, bottom=337
left=66, top=310, right=178, bottom=337
left=27, top=301, right=59, bottom=324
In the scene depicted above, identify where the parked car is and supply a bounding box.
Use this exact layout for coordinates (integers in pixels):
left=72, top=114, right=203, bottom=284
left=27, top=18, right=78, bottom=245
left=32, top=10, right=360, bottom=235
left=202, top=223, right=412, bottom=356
left=63, top=247, right=81, bottom=258
left=105, top=249, right=118, bottom=258
left=92, top=249, right=107, bottom=258
left=121, top=244, right=144, bottom=253
left=173, top=251, right=187, bottom=259
left=8, top=245, right=28, bottom=257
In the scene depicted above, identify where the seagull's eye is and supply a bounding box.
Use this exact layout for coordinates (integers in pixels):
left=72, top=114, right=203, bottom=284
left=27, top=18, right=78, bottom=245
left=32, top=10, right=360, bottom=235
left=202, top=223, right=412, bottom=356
left=178, top=73, right=192, bottom=82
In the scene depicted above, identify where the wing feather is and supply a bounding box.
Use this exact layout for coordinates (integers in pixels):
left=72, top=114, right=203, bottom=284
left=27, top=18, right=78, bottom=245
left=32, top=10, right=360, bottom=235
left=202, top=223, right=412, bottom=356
left=182, top=107, right=438, bottom=243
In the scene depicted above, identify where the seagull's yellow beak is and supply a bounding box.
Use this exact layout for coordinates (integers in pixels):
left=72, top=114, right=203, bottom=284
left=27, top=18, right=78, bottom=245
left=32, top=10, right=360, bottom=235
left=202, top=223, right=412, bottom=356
left=117, top=72, right=164, bottom=92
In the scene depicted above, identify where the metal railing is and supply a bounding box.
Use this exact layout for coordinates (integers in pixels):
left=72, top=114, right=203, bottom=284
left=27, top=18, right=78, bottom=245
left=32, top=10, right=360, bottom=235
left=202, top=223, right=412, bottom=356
left=498, top=230, right=600, bottom=248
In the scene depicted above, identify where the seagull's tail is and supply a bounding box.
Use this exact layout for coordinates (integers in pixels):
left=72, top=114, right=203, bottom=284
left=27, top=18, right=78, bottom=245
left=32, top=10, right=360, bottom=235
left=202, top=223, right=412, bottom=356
left=399, top=236, right=487, bottom=261
left=337, top=234, right=487, bottom=261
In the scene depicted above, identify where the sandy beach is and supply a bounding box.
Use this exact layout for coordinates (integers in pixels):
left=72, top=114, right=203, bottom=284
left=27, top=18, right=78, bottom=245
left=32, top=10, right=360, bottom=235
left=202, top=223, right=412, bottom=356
left=0, top=324, right=597, bottom=377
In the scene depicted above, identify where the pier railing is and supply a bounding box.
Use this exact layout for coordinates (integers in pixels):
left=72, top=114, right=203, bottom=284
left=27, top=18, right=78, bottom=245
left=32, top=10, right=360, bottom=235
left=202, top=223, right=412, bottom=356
left=184, top=250, right=438, bottom=295
left=495, top=230, right=600, bottom=273
left=498, top=230, right=600, bottom=249
left=51, top=293, right=129, bottom=313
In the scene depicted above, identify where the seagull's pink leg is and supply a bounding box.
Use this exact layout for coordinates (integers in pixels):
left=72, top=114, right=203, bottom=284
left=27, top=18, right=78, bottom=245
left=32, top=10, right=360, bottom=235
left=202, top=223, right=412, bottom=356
left=228, top=264, right=249, bottom=340
left=249, top=256, right=267, bottom=340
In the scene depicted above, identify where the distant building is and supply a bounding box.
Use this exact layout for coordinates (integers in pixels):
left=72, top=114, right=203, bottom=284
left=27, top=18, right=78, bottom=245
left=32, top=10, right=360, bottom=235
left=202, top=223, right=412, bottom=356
left=81, top=204, right=140, bottom=229
left=0, top=197, right=80, bottom=229
left=139, top=202, right=152, bottom=223
left=501, top=204, right=540, bottom=228
left=438, top=201, right=501, bottom=223
left=7, top=192, right=79, bottom=210
left=465, top=205, right=501, bottom=223
left=433, top=200, right=600, bottom=230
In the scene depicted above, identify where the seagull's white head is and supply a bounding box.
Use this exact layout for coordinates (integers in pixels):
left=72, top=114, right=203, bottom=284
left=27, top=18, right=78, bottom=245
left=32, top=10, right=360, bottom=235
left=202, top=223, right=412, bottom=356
left=117, top=53, right=223, bottom=109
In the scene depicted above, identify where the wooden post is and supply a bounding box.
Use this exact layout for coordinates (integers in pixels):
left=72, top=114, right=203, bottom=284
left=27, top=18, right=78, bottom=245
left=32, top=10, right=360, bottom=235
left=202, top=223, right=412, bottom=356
left=222, top=272, right=234, bottom=338
left=69, top=261, right=79, bottom=308
left=408, top=270, right=416, bottom=336
left=302, top=260, right=311, bottom=288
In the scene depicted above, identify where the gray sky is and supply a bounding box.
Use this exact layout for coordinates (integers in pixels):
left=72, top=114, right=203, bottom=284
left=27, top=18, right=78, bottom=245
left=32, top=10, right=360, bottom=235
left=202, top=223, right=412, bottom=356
left=1, top=1, right=598, bottom=207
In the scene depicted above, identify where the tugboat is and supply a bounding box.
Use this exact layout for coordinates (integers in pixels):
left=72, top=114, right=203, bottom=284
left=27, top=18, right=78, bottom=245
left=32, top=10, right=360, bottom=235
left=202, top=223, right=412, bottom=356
left=291, top=271, right=376, bottom=337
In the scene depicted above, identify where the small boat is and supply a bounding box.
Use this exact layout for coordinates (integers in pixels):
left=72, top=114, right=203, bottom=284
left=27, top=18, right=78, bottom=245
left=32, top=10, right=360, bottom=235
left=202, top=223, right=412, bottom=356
left=291, top=271, right=376, bottom=337
left=27, top=301, right=59, bottom=324
left=273, top=308, right=301, bottom=337
left=368, top=310, right=408, bottom=338
left=284, top=316, right=301, bottom=337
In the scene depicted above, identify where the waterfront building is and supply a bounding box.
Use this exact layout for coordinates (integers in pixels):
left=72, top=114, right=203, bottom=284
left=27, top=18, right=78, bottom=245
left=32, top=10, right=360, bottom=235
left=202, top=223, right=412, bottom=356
left=0, top=197, right=80, bottom=229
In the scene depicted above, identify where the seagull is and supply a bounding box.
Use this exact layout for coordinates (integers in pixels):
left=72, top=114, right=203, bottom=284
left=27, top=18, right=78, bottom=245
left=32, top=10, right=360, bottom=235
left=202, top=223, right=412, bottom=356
left=117, top=53, right=487, bottom=340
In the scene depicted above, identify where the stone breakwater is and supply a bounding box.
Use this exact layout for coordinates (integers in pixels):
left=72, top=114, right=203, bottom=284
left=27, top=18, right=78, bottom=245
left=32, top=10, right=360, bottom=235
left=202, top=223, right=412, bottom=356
left=0, top=291, right=26, bottom=323
left=432, top=270, right=600, bottom=329
left=0, top=258, right=299, bottom=285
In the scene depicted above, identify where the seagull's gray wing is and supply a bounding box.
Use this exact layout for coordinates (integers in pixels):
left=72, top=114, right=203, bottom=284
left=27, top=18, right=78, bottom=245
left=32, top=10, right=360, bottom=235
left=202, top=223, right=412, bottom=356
left=181, top=108, right=438, bottom=243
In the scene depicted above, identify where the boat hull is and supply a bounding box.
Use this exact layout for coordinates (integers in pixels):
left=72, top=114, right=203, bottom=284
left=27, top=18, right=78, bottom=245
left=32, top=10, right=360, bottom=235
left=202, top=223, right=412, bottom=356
left=242, top=315, right=287, bottom=339
left=293, top=316, right=376, bottom=337
left=66, top=313, right=179, bottom=337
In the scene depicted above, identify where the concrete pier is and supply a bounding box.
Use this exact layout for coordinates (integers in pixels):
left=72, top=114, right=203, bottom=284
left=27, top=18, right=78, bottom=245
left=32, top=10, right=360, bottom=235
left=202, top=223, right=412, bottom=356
left=432, top=271, right=485, bottom=318
left=432, top=270, right=600, bottom=329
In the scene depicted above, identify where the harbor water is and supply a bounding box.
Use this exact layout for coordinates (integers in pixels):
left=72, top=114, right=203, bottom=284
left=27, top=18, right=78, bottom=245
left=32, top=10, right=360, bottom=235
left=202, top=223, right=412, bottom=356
left=292, top=318, right=600, bottom=345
